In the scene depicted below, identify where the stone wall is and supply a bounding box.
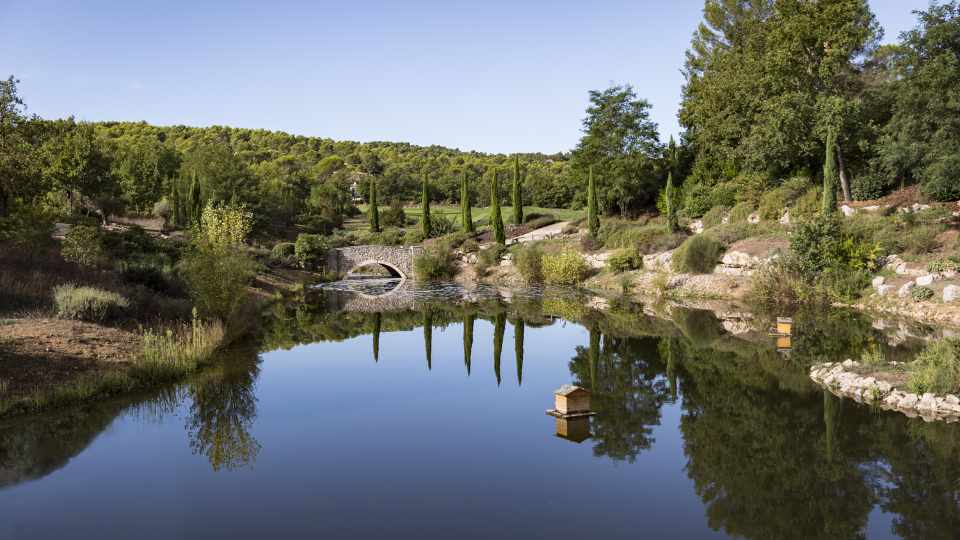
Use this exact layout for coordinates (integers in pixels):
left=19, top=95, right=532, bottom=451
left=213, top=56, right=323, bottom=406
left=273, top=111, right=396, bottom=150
left=326, top=245, right=425, bottom=279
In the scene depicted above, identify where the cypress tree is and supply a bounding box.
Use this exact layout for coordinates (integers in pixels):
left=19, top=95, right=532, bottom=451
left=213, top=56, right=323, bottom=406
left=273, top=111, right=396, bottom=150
left=461, top=169, right=474, bottom=233
left=512, top=155, right=523, bottom=225
left=171, top=182, right=181, bottom=228
left=490, top=168, right=506, bottom=245
left=587, top=166, right=599, bottom=238
left=493, top=313, right=505, bottom=386
left=463, top=313, right=474, bottom=375
left=665, top=172, right=678, bottom=232
left=369, top=177, right=380, bottom=232
left=423, top=311, right=433, bottom=371
left=514, top=319, right=524, bottom=386
left=189, top=172, right=202, bottom=226
left=822, top=127, right=837, bottom=216
left=372, top=313, right=381, bottom=362
left=421, top=170, right=432, bottom=238
left=588, top=328, right=600, bottom=393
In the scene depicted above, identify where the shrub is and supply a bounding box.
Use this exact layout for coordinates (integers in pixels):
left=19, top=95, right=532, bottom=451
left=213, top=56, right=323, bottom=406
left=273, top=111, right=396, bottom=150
left=381, top=199, right=407, bottom=228
left=860, top=343, right=886, bottom=366
left=928, top=258, right=960, bottom=273
left=514, top=244, right=544, bottom=283
left=294, top=234, right=329, bottom=270
left=475, top=244, right=506, bottom=275
left=672, top=235, right=724, bottom=274
left=701, top=205, right=729, bottom=228
left=757, top=177, right=810, bottom=221
left=134, top=311, right=225, bottom=383
left=789, top=186, right=822, bottom=221
left=62, top=225, right=104, bottom=267
left=607, top=247, right=642, bottom=273
left=542, top=251, right=589, bottom=286
left=728, top=202, right=754, bottom=224
left=525, top=215, right=557, bottom=230
left=704, top=222, right=758, bottom=247
left=179, top=244, right=257, bottom=320
left=270, top=242, right=296, bottom=263
left=912, top=286, right=934, bottom=302
left=121, top=262, right=173, bottom=293
left=53, top=284, right=130, bottom=321
left=600, top=220, right=686, bottom=254
left=903, top=225, right=943, bottom=255
left=199, top=203, right=253, bottom=248
left=908, top=338, right=960, bottom=395
left=580, top=234, right=601, bottom=252
left=429, top=214, right=457, bottom=238
left=413, top=243, right=457, bottom=280
left=461, top=238, right=479, bottom=253
left=747, top=260, right=807, bottom=311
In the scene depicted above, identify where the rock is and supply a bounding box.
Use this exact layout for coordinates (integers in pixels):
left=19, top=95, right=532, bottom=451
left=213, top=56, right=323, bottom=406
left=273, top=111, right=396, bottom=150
left=747, top=212, right=760, bottom=224
left=899, top=394, right=919, bottom=409
left=918, top=393, right=938, bottom=412
left=872, top=276, right=886, bottom=288
left=842, top=359, right=858, bottom=369
left=916, top=274, right=937, bottom=287
left=946, top=395, right=960, bottom=406
left=688, top=219, right=704, bottom=234
left=841, top=204, right=856, bottom=217
left=944, top=285, right=960, bottom=303
left=898, top=282, right=915, bottom=298
left=876, top=381, right=892, bottom=394
left=884, top=393, right=902, bottom=408
left=779, top=211, right=790, bottom=225
left=642, top=250, right=674, bottom=272
left=876, top=284, right=894, bottom=297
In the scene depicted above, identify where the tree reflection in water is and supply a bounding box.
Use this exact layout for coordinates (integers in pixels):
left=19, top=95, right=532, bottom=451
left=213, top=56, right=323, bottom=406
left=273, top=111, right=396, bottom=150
left=514, top=318, right=524, bottom=386
left=493, top=313, right=505, bottom=386
left=186, top=347, right=262, bottom=472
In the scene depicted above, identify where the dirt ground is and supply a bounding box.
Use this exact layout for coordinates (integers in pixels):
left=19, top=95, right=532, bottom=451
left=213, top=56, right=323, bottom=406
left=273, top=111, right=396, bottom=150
left=0, top=318, right=138, bottom=396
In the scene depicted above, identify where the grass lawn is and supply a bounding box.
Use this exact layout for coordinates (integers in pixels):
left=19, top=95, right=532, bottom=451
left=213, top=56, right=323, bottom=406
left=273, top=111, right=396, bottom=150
left=354, top=204, right=583, bottom=230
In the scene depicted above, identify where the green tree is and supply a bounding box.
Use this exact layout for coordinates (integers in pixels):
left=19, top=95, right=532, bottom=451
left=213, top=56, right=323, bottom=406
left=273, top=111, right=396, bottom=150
left=665, top=172, right=678, bottom=232
left=514, top=318, right=524, bottom=386
left=368, top=177, right=380, bottom=232
left=463, top=313, right=474, bottom=375
left=423, top=311, right=433, bottom=371
left=421, top=169, right=432, bottom=238
left=461, top=169, right=474, bottom=233
left=372, top=313, right=381, bottom=362
left=0, top=76, right=43, bottom=218
left=493, top=313, right=505, bottom=386
left=822, top=126, right=837, bottom=216
left=512, top=155, right=523, bottom=225
left=587, top=166, right=600, bottom=238
left=189, top=172, right=202, bottom=226
left=490, top=168, right=506, bottom=245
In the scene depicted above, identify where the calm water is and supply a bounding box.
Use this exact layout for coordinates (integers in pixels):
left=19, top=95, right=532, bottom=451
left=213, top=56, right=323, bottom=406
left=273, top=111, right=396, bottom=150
left=2, top=282, right=959, bottom=539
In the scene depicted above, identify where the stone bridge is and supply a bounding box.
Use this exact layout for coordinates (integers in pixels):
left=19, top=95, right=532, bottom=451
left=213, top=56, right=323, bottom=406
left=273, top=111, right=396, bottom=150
left=326, top=245, right=424, bottom=280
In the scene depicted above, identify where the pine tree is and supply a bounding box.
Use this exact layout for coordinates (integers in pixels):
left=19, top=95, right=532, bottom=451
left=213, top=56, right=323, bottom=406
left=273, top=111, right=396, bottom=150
left=512, top=155, right=523, bottom=225
left=421, top=169, right=432, bottom=238
left=665, top=172, right=678, bottom=232
left=368, top=177, right=380, bottom=232
left=490, top=168, right=506, bottom=245
left=587, top=166, right=599, bottom=238
left=461, top=169, right=474, bottom=233
left=189, top=172, right=202, bottom=226
left=822, top=127, right=837, bottom=216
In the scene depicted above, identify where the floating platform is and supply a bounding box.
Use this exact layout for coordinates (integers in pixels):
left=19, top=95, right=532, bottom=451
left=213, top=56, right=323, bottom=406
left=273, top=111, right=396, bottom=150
left=545, top=409, right=596, bottom=419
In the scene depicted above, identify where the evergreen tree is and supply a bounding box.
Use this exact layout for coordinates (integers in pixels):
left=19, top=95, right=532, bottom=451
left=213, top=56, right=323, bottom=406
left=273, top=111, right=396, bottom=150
left=368, top=177, right=380, bottom=232
left=463, top=313, right=474, bottom=376
left=514, top=319, right=524, bottom=386
left=822, top=127, right=837, bottom=216
left=512, top=155, right=523, bottom=225
left=372, top=313, right=381, bottom=362
left=665, top=172, right=678, bottom=232
left=587, top=166, right=599, bottom=237
left=189, top=172, right=202, bottom=226
left=423, top=311, right=433, bottom=371
left=461, top=169, right=474, bottom=233
left=171, top=182, right=181, bottom=228
left=490, top=168, right=506, bottom=245
left=588, top=328, right=600, bottom=392
left=493, top=313, right=505, bottom=386
left=421, top=169, right=432, bottom=238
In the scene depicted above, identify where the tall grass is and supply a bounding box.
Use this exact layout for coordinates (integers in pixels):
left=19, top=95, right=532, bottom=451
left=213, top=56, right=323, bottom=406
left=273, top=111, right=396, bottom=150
left=53, top=284, right=130, bottom=321
left=672, top=235, right=724, bottom=274
left=133, top=311, right=225, bottom=383
left=908, top=339, right=960, bottom=395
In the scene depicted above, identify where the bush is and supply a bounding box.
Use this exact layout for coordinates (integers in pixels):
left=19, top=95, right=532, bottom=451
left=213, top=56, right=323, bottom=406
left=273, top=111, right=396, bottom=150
left=928, top=258, right=960, bottom=273
left=789, top=186, right=822, bottom=221
left=908, top=338, right=960, bottom=395
left=599, top=220, right=686, bottom=254
left=53, top=284, right=130, bottom=321
left=270, top=242, right=296, bottom=264
left=701, top=205, right=729, bottom=228
left=62, top=225, right=104, bottom=267
left=121, top=263, right=175, bottom=294
left=902, top=225, right=943, bottom=255
left=912, top=286, right=934, bottom=302
left=542, top=251, right=589, bottom=286
left=381, top=199, right=407, bottom=228
left=672, top=235, right=724, bottom=274
left=294, top=234, right=329, bottom=270
left=413, top=243, right=457, bottom=280
left=607, top=247, right=642, bottom=273
left=757, top=177, right=810, bottom=221
left=475, top=244, right=506, bottom=275
left=514, top=243, right=544, bottom=283
left=429, top=214, right=457, bottom=238
left=179, top=245, right=257, bottom=320
left=704, top=222, right=758, bottom=247
left=747, top=260, right=806, bottom=311
left=135, top=312, right=225, bottom=383
left=525, top=215, right=557, bottom=230
left=580, top=234, right=601, bottom=252
left=728, top=202, right=754, bottom=224
left=461, top=238, right=479, bottom=253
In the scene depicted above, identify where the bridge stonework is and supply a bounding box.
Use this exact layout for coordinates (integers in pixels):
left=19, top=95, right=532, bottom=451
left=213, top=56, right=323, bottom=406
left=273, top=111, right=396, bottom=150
left=326, top=245, right=424, bottom=279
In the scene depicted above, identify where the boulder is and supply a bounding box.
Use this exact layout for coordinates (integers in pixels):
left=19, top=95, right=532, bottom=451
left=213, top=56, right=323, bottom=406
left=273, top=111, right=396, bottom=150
left=876, top=284, right=894, bottom=297
left=872, top=276, right=885, bottom=289
left=898, top=282, right=915, bottom=298
left=747, top=212, right=760, bottom=224
left=779, top=211, right=790, bottom=225
left=916, top=274, right=937, bottom=287
left=841, top=204, right=856, bottom=217
left=642, top=250, right=674, bottom=272
left=944, top=285, right=960, bottom=303
left=688, top=219, right=704, bottom=234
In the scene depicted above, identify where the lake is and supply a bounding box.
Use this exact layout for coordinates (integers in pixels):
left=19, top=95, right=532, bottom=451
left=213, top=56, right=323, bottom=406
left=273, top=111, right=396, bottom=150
left=1, top=281, right=958, bottom=539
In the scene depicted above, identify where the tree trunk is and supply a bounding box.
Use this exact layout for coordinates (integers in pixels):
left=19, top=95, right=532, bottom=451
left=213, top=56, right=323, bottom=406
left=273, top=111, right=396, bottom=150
left=836, top=145, right=851, bottom=204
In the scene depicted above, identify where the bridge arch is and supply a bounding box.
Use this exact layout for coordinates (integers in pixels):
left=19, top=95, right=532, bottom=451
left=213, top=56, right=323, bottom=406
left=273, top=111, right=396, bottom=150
left=326, top=245, right=424, bottom=281
left=345, top=259, right=404, bottom=279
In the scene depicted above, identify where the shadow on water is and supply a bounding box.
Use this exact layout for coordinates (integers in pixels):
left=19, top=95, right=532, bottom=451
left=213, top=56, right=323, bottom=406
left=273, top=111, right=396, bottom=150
left=3, top=281, right=960, bottom=538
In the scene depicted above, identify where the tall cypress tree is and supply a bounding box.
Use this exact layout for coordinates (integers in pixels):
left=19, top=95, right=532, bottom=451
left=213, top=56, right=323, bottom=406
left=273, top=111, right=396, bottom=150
left=822, top=127, right=837, bottom=216
left=461, top=169, right=474, bottom=233
left=587, top=166, right=599, bottom=238
left=189, top=172, right=202, bottom=226
left=512, top=155, right=523, bottom=225
left=171, top=182, right=181, bottom=228
left=588, top=328, right=600, bottom=393
left=372, top=313, right=381, bottom=362
left=463, top=313, right=474, bottom=376
left=490, top=168, right=506, bottom=245
left=493, top=313, right=505, bottom=386
left=514, top=318, right=524, bottom=386
left=369, top=177, right=380, bottom=232
left=423, top=311, right=433, bottom=371
left=421, top=170, right=432, bottom=238
left=665, top=172, right=678, bottom=232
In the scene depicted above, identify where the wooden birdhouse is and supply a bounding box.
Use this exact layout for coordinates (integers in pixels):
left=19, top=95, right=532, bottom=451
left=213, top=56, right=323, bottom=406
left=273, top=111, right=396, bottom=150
left=776, top=335, right=792, bottom=352
left=776, top=317, right=793, bottom=335
left=555, top=416, right=591, bottom=443
left=554, top=385, right=591, bottom=415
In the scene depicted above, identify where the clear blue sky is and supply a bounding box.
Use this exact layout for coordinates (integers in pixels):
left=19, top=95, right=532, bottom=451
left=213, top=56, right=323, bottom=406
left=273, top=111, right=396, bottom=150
left=1, top=0, right=932, bottom=154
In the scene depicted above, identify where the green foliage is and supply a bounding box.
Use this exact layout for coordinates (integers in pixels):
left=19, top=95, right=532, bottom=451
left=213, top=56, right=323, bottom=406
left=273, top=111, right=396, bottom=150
left=199, top=203, right=253, bottom=249
left=587, top=166, right=600, bottom=238
left=460, top=170, right=474, bottom=233
left=757, top=177, right=811, bottom=221
left=512, top=155, right=523, bottom=225
left=542, top=251, right=590, bottom=286
left=475, top=244, right=506, bottom=275
left=908, top=338, right=960, bottom=395
left=513, top=243, right=543, bottom=284
left=671, top=235, right=724, bottom=274
left=53, top=284, right=129, bottom=321
left=704, top=222, right=759, bottom=247
left=728, top=202, right=754, bottom=224
left=912, top=286, right=935, bottom=303
left=270, top=242, right=296, bottom=264
left=928, top=258, right=960, bottom=274
left=607, top=247, right=643, bottom=273
left=665, top=173, right=678, bottom=232
left=61, top=225, right=104, bottom=267
left=599, top=219, right=686, bottom=254
left=420, top=170, right=432, bottom=238
left=701, top=205, right=729, bottom=228
left=135, top=313, right=225, bottom=383
left=179, top=244, right=257, bottom=320
left=428, top=214, right=456, bottom=238
left=413, top=243, right=457, bottom=280
left=490, top=168, right=506, bottom=245
left=822, top=127, right=837, bottom=215
left=381, top=198, right=407, bottom=228
left=293, top=234, right=329, bottom=270
left=368, top=178, right=380, bottom=232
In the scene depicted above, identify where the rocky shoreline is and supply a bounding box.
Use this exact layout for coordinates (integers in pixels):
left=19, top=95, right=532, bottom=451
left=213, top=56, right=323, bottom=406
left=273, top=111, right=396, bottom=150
left=810, top=360, right=960, bottom=423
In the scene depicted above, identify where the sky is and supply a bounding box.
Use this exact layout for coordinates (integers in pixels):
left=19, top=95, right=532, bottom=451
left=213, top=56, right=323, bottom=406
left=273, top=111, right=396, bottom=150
left=1, top=0, right=933, bottom=154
